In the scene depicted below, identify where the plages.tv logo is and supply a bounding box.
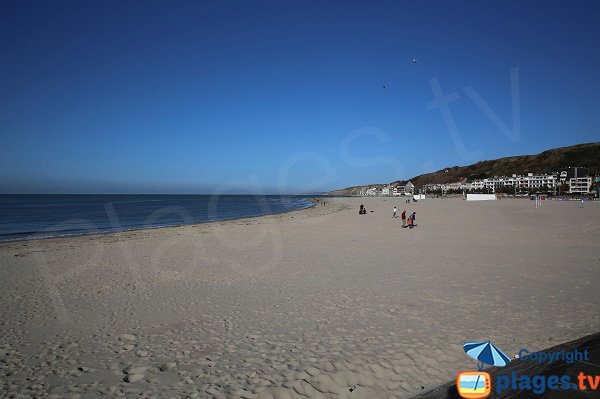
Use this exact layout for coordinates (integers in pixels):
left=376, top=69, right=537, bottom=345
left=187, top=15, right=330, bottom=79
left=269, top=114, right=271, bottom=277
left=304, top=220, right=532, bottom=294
left=456, top=371, right=491, bottom=399
left=457, top=341, right=511, bottom=399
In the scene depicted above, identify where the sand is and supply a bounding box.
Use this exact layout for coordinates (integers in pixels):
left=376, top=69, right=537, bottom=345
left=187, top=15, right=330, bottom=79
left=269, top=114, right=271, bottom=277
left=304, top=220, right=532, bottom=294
left=0, top=197, right=599, bottom=398
left=416, top=331, right=600, bottom=399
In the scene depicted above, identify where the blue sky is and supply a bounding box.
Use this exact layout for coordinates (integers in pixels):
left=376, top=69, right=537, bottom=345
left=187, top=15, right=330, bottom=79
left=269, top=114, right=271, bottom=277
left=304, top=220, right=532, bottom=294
left=1, top=0, right=599, bottom=193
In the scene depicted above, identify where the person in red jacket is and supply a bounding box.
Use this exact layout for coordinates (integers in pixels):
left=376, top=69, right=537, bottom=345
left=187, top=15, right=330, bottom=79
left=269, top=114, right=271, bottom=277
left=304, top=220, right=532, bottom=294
left=401, top=210, right=407, bottom=227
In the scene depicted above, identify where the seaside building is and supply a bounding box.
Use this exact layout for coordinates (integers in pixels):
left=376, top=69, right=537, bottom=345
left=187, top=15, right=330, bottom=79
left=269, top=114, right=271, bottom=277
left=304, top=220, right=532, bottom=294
left=356, top=184, right=417, bottom=197
left=365, top=187, right=379, bottom=196
left=561, top=167, right=589, bottom=180
left=569, top=176, right=593, bottom=194
left=391, top=180, right=414, bottom=196
left=422, top=169, right=596, bottom=194
left=498, top=173, right=558, bottom=192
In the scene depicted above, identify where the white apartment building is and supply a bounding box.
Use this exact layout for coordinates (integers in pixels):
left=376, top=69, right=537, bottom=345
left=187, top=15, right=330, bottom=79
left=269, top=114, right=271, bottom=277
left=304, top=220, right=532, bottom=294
left=391, top=181, right=414, bottom=196
left=365, top=187, right=378, bottom=196
left=495, top=173, right=557, bottom=190
left=426, top=173, right=561, bottom=193
left=470, top=180, right=485, bottom=190
left=569, top=177, right=592, bottom=194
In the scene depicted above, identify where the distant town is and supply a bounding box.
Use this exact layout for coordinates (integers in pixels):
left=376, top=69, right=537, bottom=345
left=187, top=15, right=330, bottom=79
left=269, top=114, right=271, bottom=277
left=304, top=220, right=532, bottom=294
left=358, top=166, right=599, bottom=197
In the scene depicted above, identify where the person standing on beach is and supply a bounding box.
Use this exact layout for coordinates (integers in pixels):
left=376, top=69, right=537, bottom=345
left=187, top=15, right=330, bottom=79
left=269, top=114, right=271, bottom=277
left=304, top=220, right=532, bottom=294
left=401, top=210, right=406, bottom=227
left=393, top=206, right=397, bottom=218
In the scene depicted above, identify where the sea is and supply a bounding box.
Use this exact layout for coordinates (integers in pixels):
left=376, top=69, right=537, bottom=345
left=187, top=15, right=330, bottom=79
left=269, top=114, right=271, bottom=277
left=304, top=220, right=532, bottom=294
left=0, top=194, right=316, bottom=242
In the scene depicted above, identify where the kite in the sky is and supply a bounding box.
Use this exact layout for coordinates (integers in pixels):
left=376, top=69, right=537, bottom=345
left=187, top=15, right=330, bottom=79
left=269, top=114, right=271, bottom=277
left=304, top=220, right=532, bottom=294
left=411, top=57, right=418, bottom=64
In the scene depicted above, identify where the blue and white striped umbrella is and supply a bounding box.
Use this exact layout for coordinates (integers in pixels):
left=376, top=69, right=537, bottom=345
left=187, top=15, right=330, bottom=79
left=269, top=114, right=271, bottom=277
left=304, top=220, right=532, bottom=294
left=463, top=341, right=511, bottom=367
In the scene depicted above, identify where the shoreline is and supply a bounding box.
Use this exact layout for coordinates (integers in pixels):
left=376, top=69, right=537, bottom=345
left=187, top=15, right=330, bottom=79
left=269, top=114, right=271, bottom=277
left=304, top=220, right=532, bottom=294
left=0, top=198, right=329, bottom=246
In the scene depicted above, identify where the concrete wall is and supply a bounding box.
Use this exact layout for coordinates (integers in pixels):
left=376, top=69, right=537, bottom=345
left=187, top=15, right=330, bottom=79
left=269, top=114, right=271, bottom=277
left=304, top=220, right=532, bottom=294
left=466, top=194, right=496, bottom=201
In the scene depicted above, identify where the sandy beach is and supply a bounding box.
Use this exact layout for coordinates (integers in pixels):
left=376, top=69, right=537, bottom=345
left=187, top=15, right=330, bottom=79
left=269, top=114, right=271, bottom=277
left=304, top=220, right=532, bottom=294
left=1, top=197, right=599, bottom=399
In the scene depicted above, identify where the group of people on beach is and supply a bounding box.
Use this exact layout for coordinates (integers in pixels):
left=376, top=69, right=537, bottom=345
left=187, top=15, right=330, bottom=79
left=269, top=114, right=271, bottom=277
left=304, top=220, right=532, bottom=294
left=314, top=198, right=327, bottom=206
left=393, top=206, right=416, bottom=228
left=358, top=204, right=416, bottom=227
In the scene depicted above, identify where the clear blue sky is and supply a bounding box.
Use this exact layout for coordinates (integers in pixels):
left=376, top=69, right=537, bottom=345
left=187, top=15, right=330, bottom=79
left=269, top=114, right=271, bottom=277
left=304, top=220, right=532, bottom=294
left=1, top=0, right=599, bottom=194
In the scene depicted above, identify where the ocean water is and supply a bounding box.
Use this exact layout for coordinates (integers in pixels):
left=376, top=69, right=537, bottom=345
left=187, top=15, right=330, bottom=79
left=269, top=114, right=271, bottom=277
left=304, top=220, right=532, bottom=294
left=0, top=194, right=315, bottom=242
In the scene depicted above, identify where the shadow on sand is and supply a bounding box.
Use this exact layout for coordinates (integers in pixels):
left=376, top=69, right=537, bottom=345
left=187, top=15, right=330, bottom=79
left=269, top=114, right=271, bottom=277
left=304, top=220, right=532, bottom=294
left=414, top=332, right=600, bottom=399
